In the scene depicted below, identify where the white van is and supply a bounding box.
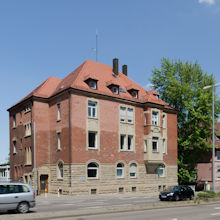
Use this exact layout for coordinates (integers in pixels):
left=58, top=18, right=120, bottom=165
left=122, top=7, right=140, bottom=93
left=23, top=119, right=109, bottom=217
left=0, top=182, right=35, bottom=213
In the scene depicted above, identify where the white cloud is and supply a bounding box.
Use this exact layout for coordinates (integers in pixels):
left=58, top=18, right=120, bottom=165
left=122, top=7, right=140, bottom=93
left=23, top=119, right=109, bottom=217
left=198, top=0, right=215, bottom=5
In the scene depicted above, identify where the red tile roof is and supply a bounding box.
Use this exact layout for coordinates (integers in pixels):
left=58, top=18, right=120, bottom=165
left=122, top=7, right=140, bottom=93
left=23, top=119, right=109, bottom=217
left=9, top=60, right=173, bottom=110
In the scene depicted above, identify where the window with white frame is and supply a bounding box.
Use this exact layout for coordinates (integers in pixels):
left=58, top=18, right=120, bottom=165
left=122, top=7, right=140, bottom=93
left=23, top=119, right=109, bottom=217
left=217, top=169, right=220, bottom=179
left=25, top=122, right=32, bottom=136
left=57, top=132, right=61, bottom=150
left=57, top=103, right=61, bottom=121
left=144, top=139, right=147, bottom=152
left=88, top=131, right=98, bottom=149
left=120, top=107, right=126, bottom=122
left=128, top=135, right=134, bottom=151
left=57, top=162, right=63, bottom=179
left=129, top=163, right=137, bottom=178
left=116, top=163, right=124, bottom=178
left=13, top=115, right=16, bottom=128
left=89, top=80, right=97, bottom=90
left=13, top=141, right=16, bottom=154
left=88, top=101, right=97, bottom=118
left=162, top=139, right=166, bottom=154
left=217, top=151, right=220, bottom=161
left=162, top=114, right=166, bottom=128
left=152, top=111, right=159, bottom=125
left=87, top=162, right=98, bottom=178
left=144, top=112, right=147, bottom=125
left=120, top=135, right=134, bottom=151
left=127, top=108, right=133, bottom=123
left=120, top=106, right=134, bottom=123
left=120, top=135, right=126, bottom=150
left=158, top=164, right=165, bottom=177
left=111, top=86, right=119, bottom=94
left=152, top=137, right=159, bottom=152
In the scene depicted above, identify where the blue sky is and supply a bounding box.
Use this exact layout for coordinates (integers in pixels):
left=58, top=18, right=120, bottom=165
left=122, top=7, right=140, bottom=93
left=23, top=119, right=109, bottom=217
left=1, top=0, right=220, bottom=163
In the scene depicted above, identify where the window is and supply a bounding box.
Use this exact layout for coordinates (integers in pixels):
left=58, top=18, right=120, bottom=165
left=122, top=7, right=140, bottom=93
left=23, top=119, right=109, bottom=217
left=111, top=86, right=119, bottom=94
left=88, top=131, right=97, bottom=149
left=120, top=135, right=126, bottom=150
left=120, top=135, right=134, bottom=151
left=26, top=147, right=32, bottom=165
left=89, top=80, right=97, bottom=90
left=57, top=103, right=61, bottom=121
left=131, top=91, right=138, bottom=98
left=88, top=101, right=97, bottom=118
left=162, top=114, right=166, bottom=128
left=152, top=137, right=159, bottom=152
left=128, top=135, right=134, bottom=151
left=120, top=106, right=134, bottom=123
left=13, top=141, right=16, bottom=154
left=158, top=165, right=165, bottom=177
left=120, top=107, right=126, bottom=122
left=217, top=169, right=220, bottom=179
left=152, top=111, right=159, bottom=126
left=87, top=162, right=98, bottom=178
left=58, top=162, right=63, bottom=179
left=162, top=139, right=166, bottom=154
left=116, top=163, right=124, bottom=178
left=13, top=115, right=16, bottom=128
left=127, top=108, right=133, bottom=123
left=25, top=122, right=31, bottom=137
left=129, top=163, right=137, bottom=178
left=144, top=140, right=147, bottom=152
left=217, top=151, right=220, bottom=161
left=57, top=132, right=61, bottom=150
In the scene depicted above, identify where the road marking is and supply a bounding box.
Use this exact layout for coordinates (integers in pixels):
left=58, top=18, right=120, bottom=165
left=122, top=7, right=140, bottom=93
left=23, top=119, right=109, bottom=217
left=211, top=213, right=220, bottom=216
left=171, top=218, right=178, bottom=220
left=214, top=207, right=220, bottom=209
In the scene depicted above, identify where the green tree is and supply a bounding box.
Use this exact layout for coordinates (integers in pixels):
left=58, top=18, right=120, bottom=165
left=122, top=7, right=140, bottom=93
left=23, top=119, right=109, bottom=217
left=150, top=58, right=220, bottom=184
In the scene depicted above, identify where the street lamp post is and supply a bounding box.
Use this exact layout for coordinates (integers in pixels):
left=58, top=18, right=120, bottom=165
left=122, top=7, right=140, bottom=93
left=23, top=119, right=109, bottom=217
left=203, top=82, right=220, bottom=192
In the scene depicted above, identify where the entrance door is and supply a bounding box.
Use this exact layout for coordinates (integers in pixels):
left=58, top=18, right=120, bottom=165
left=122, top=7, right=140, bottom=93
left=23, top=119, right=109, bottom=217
left=40, top=175, right=48, bottom=194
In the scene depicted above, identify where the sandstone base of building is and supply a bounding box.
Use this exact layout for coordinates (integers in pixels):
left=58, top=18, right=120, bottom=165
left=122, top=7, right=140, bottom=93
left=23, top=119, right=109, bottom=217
left=25, top=163, right=178, bottom=195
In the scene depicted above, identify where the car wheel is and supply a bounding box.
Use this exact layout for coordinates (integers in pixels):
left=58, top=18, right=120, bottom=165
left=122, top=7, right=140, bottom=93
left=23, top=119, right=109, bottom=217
left=17, top=202, right=29, bottom=213
left=175, top=195, right=180, bottom=201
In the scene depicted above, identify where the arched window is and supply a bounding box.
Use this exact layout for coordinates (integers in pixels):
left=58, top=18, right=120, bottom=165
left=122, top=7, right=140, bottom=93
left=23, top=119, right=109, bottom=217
left=129, top=163, right=137, bottom=178
left=157, top=164, right=165, bottom=177
left=58, top=162, right=63, bottom=179
left=116, top=163, right=124, bottom=178
left=87, top=162, right=99, bottom=178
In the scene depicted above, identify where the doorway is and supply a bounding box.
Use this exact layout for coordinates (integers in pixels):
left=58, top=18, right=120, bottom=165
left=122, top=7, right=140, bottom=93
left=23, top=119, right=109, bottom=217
left=40, top=175, right=48, bottom=194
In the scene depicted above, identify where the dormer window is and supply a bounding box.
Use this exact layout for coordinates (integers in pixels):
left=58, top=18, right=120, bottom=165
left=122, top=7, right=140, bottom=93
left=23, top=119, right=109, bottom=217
left=84, top=76, right=98, bottom=90
left=111, top=86, right=119, bottom=95
left=89, top=80, right=97, bottom=90
left=131, top=90, right=138, bottom=98
left=127, top=88, right=139, bottom=99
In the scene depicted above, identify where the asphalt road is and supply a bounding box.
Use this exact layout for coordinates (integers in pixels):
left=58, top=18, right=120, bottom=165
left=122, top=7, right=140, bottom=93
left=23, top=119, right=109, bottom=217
left=60, top=204, right=220, bottom=220
left=33, top=193, right=159, bottom=213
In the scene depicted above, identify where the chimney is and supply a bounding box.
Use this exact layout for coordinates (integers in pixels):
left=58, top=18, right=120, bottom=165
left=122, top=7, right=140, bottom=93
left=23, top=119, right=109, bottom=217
left=113, top=58, right=119, bottom=75
left=122, top=65, right=127, bottom=76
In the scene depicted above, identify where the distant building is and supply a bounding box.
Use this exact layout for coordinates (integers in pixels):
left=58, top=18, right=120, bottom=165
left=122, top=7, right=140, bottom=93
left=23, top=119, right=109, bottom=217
left=8, top=59, right=178, bottom=195
left=0, top=164, right=10, bottom=182
left=197, top=122, right=220, bottom=190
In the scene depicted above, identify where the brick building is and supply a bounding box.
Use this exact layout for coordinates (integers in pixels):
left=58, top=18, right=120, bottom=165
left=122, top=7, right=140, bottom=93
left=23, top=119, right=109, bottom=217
left=197, top=122, right=220, bottom=190
left=8, top=59, right=178, bottom=195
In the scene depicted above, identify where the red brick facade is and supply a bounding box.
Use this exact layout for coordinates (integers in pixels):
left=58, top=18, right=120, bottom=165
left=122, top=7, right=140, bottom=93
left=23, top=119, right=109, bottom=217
left=8, top=59, right=178, bottom=195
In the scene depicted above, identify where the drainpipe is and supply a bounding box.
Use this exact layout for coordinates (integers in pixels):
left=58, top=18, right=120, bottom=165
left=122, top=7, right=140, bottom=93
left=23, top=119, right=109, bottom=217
left=68, top=91, right=72, bottom=191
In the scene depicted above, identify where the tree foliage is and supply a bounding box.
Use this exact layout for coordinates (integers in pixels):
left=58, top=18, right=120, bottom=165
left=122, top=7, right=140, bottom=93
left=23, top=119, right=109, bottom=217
left=150, top=58, right=220, bottom=184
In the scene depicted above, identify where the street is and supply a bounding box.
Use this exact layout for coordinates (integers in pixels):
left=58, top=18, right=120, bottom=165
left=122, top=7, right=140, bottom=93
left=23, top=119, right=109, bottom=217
left=58, top=204, right=220, bottom=220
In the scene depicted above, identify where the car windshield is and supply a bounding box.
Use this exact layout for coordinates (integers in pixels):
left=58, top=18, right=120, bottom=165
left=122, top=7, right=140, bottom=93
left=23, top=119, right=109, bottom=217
left=164, top=186, right=180, bottom=191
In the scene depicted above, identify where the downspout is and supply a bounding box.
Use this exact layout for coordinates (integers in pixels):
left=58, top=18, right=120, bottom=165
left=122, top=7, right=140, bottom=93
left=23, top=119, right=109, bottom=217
left=68, top=91, right=72, bottom=191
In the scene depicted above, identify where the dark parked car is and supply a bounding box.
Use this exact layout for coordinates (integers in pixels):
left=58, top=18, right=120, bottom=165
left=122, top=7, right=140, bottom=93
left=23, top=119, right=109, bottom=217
left=159, top=185, right=194, bottom=201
